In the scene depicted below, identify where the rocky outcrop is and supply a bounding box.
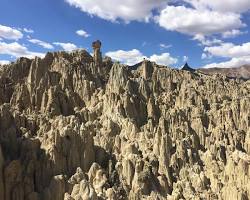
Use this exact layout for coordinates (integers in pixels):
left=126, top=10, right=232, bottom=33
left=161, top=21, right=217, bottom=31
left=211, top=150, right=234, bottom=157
left=0, top=44, right=249, bottom=200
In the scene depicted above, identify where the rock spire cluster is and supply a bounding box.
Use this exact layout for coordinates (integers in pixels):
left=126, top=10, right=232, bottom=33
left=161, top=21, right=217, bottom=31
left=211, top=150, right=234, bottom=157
left=0, top=41, right=249, bottom=200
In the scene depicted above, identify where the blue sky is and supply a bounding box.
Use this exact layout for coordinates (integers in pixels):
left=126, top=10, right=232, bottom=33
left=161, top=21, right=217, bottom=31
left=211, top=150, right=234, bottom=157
left=0, top=0, right=250, bottom=68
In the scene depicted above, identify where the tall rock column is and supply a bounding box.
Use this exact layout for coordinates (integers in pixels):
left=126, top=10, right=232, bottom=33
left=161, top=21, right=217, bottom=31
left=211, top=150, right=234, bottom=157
left=142, top=59, right=153, bottom=80
left=92, top=40, right=102, bottom=66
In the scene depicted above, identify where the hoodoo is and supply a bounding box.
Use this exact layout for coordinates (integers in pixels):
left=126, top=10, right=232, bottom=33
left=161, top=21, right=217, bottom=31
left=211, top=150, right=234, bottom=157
left=0, top=41, right=249, bottom=200
left=92, top=40, right=102, bottom=66
left=142, top=59, right=153, bottom=80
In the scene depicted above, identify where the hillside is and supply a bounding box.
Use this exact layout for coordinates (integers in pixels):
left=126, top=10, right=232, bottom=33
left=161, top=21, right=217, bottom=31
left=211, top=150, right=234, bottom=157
left=0, top=43, right=249, bottom=200
left=199, top=65, right=250, bottom=80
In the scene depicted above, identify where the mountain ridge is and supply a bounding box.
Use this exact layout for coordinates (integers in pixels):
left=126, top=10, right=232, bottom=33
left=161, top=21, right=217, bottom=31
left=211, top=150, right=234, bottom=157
left=199, top=65, right=250, bottom=79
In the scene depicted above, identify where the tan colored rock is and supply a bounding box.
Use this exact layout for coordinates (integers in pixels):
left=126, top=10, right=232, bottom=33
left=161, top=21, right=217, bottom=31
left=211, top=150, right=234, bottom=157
left=44, top=175, right=67, bottom=200
left=0, top=42, right=249, bottom=200
left=4, top=160, right=23, bottom=200
left=92, top=40, right=102, bottom=66
left=0, top=145, right=4, bottom=200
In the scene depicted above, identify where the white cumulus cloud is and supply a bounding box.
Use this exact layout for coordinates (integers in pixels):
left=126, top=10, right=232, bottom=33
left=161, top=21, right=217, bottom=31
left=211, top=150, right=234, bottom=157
left=159, top=43, right=172, bottom=49
left=202, top=41, right=250, bottom=68
left=204, top=42, right=250, bottom=58
left=0, top=60, right=10, bottom=65
left=106, top=49, right=177, bottom=66
left=65, top=0, right=167, bottom=22
left=53, top=42, right=78, bottom=51
left=0, top=41, right=44, bottom=58
left=106, top=49, right=144, bottom=65
left=150, top=52, right=177, bottom=66
left=23, top=28, right=34, bottom=33
left=156, top=6, right=244, bottom=37
left=0, top=24, right=23, bottom=40
left=183, top=56, right=188, bottom=62
left=184, top=0, right=250, bottom=13
left=29, top=39, right=54, bottom=49
left=202, top=56, right=250, bottom=69
left=76, top=29, right=90, bottom=37
left=193, top=34, right=223, bottom=46
left=222, top=29, right=246, bottom=39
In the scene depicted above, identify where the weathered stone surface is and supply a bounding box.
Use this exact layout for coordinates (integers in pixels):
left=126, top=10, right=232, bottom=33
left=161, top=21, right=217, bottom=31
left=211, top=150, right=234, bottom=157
left=0, top=145, right=4, bottom=200
left=0, top=43, right=249, bottom=200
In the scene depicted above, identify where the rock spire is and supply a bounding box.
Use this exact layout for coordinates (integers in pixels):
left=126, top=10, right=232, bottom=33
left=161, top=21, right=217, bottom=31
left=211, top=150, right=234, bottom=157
left=92, top=40, right=102, bottom=66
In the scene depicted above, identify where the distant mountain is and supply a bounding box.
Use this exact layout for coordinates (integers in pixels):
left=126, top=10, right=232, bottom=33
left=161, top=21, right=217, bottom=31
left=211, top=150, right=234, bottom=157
left=199, top=65, right=250, bottom=79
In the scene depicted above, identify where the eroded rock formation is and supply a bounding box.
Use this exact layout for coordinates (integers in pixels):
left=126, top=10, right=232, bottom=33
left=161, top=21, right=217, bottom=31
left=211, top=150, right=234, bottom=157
left=0, top=44, right=249, bottom=200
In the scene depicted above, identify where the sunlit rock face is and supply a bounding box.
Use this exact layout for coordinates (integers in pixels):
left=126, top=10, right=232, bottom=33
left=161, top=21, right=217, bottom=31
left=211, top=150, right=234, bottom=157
left=0, top=46, right=249, bottom=200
